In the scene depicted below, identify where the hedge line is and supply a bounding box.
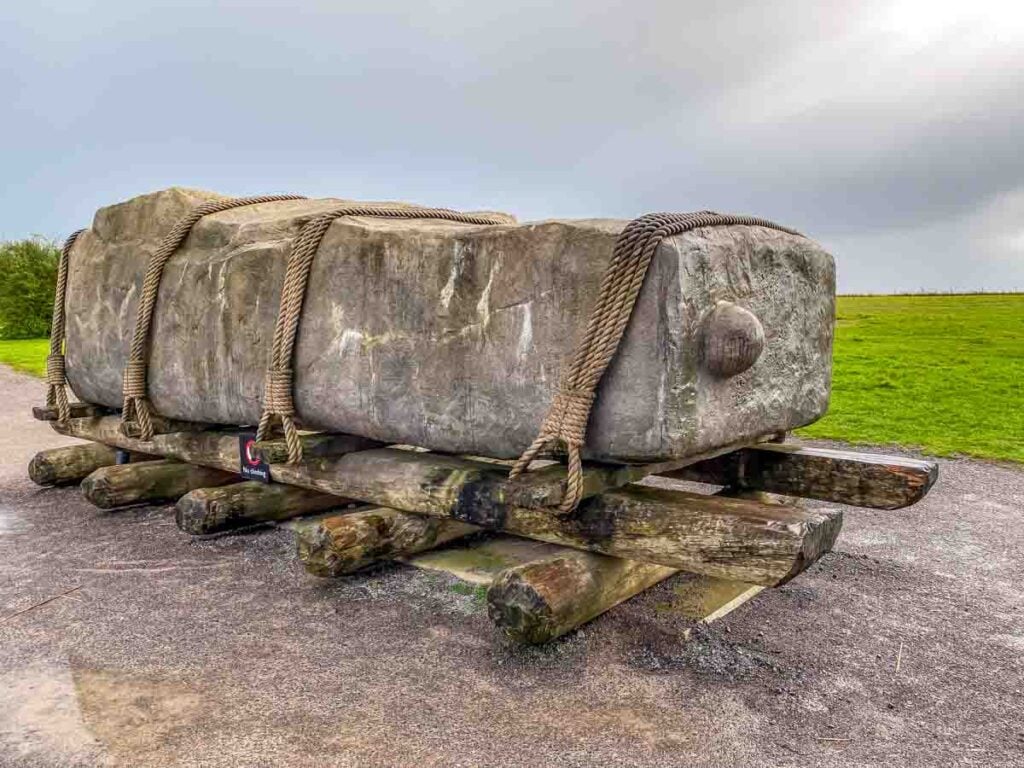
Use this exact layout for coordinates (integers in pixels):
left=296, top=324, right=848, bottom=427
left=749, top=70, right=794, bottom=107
left=0, top=238, right=59, bottom=339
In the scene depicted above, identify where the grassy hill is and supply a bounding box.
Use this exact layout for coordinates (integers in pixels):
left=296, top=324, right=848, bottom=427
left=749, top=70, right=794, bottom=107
left=798, top=294, right=1023, bottom=462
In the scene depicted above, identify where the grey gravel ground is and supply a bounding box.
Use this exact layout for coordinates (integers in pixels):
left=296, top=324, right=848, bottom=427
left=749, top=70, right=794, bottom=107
left=1, top=364, right=1022, bottom=768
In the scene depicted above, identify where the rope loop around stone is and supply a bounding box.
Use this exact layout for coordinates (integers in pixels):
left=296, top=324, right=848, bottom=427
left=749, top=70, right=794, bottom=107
left=45, top=354, right=66, bottom=386
left=119, top=194, right=306, bottom=441
left=255, top=204, right=512, bottom=464
left=509, top=211, right=803, bottom=515
left=42, top=229, right=85, bottom=424
left=263, top=368, right=296, bottom=415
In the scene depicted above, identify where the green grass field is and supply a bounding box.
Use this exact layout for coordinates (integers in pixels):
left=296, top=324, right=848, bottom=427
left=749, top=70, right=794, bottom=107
left=1, top=293, right=1021, bottom=462
left=798, top=294, right=1023, bottom=463
left=0, top=338, right=48, bottom=377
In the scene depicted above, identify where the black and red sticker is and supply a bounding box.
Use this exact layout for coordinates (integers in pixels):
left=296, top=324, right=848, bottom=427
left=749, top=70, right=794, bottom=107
left=238, top=432, right=271, bottom=483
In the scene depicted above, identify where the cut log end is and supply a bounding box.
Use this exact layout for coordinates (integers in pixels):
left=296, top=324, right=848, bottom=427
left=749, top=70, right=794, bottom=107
left=711, top=486, right=841, bottom=585
left=487, top=551, right=676, bottom=644
left=81, top=460, right=239, bottom=510
left=29, top=443, right=157, bottom=487
left=175, top=482, right=349, bottom=535
left=296, top=508, right=478, bottom=577
left=29, top=443, right=116, bottom=486
left=782, top=507, right=843, bottom=584
left=487, top=570, right=555, bottom=645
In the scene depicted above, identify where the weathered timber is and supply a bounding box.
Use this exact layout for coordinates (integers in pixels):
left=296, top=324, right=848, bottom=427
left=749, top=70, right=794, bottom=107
left=662, top=443, right=938, bottom=509
left=270, top=449, right=841, bottom=585
left=28, top=443, right=153, bottom=486
left=255, top=433, right=383, bottom=464
left=53, top=416, right=377, bottom=475
left=32, top=402, right=109, bottom=421
left=81, top=460, right=239, bottom=510
left=118, top=415, right=211, bottom=439
left=64, top=187, right=834, bottom=463
left=54, top=417, right=838, bottom=584
left=713, top=487, right=791, bottom=505
left=295, top=508, right=478, bottom=576
left=487, top=550, right=677, bottom=644
left=404, top=535, right=566, bottom=584
left=176, top=482, right=352, bottom=535
left=53, top=415, right=734, bottom=506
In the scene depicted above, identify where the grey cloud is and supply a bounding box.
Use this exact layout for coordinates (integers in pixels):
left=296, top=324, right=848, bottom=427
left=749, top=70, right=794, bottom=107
left=1, top=0, right=1021, bottom=292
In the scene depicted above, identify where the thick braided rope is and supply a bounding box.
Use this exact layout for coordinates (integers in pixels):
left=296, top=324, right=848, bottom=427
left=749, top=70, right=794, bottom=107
left=45, top=229, right=86, bottom=424
left=257, top=206, right=512, bottom=463
left=509, top=211, right=803, bottom=514
left=121, top=195, right=306, bottom=439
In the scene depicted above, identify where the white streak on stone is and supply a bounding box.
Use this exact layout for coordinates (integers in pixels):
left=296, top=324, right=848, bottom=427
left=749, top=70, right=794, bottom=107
left=338, top=329, right=364, bottom=357
left=517, top=302, right=533, bottom=359
left=476, top=258, right=498, bottom=328
left=439, top=245, right=465, bottom=313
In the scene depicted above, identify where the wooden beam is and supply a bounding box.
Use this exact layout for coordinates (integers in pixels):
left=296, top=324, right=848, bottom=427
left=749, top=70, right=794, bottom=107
left=176, top=482, right=354, bottom=535
left=272, top=449, right=841, bottom=586
left=55, top=417, right=839, bottom=584
left=53, top=416, right=377, bottom=475
left=660, top=443, right=938, bottom=509
left=118, top=416, right=219, bottom=439
left=255, top=433, right=383, bottom=464
left=32, top=402, right=109, bottom=421
left=28, top=443, right=153, bottom=486
left=295, top=508, right=478, bottom=576
left=487, top=550, right=676, bottom=644
left=81, top=460, right=239, bottom=510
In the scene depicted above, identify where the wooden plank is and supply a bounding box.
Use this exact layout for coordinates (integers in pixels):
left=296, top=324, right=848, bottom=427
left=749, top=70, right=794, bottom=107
left=405, top=536, right=565, bottom=584
left=81, top=460, right=239, bottom=510
left=660, top=443, right=938, bottom=509
left=28, top=443, right=153, bottom=486
left=673, top=575, right=763, bottom=624
left=53, top=417, right=376, bottom=475
left=55, top=417, right=840, bottom=585
left=32, top=403, right=109, bottom=421
left=176, top=482, right=357, bottom=535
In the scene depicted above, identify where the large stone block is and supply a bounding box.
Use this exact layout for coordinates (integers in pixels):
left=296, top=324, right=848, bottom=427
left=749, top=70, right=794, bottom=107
left=64, top=188, right=834, bottom=462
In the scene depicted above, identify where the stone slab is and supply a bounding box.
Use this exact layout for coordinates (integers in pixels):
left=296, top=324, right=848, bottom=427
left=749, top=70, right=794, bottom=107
left=63, top=188, right=835, bottom=462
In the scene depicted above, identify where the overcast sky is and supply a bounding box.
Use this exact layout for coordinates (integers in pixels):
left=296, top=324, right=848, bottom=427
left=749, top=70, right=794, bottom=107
left=2, top=1, right=1022, bottom=292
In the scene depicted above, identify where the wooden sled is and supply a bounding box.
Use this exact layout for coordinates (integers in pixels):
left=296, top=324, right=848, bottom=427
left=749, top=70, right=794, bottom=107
left=31, top=407, right=937, bottom=644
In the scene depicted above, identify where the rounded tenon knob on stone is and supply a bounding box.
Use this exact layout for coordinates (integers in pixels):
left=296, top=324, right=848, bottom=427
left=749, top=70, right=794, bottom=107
left=700, top=301, right=765, bottom=377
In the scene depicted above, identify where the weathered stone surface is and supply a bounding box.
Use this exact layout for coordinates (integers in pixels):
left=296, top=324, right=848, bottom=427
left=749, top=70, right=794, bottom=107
left=64, top=188, right=834, bottom=462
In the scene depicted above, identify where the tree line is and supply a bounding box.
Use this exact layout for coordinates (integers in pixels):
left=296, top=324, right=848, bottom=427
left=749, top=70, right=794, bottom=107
left=0, top=238, right=59, bottom=339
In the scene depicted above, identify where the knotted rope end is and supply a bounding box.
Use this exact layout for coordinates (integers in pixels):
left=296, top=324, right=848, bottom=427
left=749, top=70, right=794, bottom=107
left=510, top=386, right=595, bottom=514
left=258, top=368, right=303, bottom=464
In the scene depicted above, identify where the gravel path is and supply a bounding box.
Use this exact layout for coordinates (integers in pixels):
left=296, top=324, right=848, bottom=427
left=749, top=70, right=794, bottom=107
left=1, top=365, right=1021, bottom=767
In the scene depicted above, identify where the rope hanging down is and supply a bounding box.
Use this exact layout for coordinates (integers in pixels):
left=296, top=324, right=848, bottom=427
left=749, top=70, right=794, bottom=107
left=121, top=195, right=306, bottom=440
left=45, top=229, right=86, bottom=424
left=508, top=211, right=803, bottom=515
left=256, top=206, right=512, bottom=463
